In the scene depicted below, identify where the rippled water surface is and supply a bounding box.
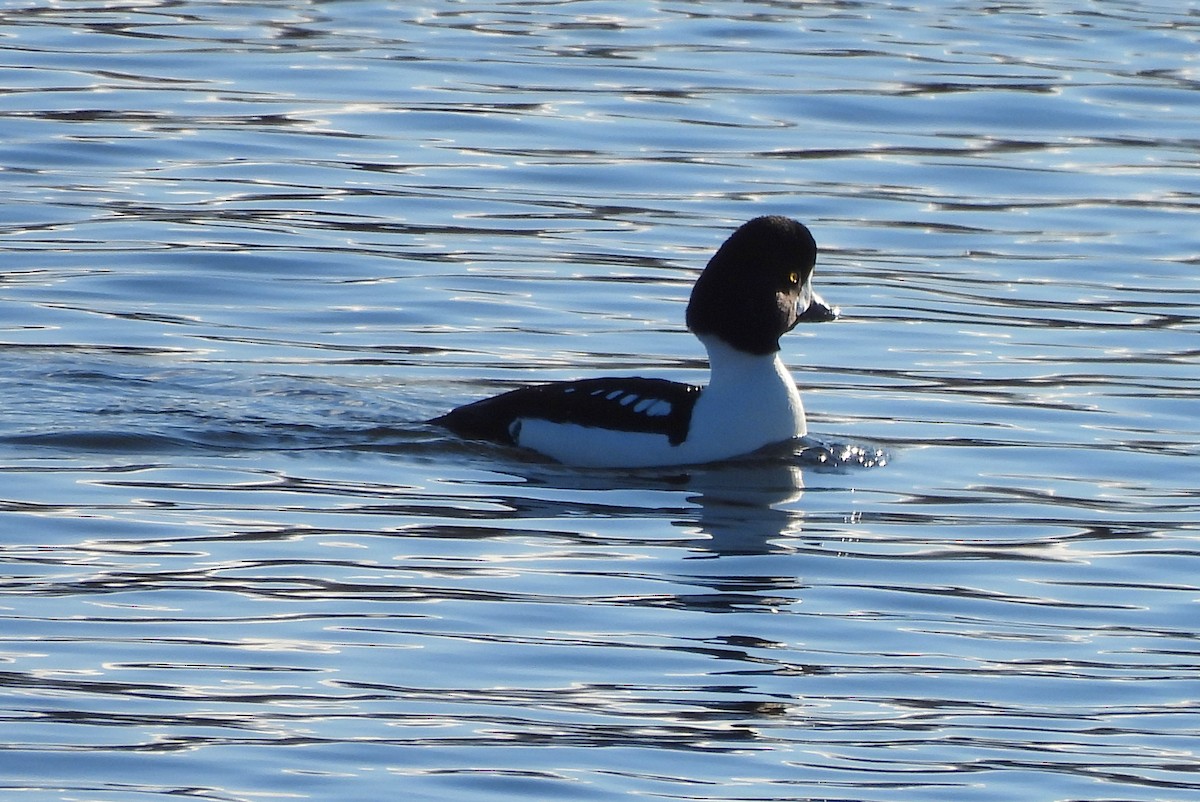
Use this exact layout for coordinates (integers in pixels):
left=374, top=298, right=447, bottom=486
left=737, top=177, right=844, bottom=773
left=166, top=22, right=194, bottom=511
left=3, top=2, right=1199, bottom=800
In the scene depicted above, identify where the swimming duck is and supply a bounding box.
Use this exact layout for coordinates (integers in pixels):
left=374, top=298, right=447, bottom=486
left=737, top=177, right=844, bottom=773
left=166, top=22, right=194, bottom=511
left=433, top=215, right=837, bottom=467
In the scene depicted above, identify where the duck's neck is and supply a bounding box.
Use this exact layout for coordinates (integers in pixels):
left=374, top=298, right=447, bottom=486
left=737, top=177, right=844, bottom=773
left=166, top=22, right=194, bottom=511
left=696, top=334, right=806, bottom=439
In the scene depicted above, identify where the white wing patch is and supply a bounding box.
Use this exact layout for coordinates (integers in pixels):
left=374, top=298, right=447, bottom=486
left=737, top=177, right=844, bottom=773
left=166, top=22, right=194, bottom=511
left=633, top=398, right=672, bottom=416
left=584, top=387, right=674, bottom=417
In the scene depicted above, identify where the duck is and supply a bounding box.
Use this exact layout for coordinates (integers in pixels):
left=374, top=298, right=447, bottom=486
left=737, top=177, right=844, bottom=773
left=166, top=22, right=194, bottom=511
left=432, top=215, right=837, bottom=467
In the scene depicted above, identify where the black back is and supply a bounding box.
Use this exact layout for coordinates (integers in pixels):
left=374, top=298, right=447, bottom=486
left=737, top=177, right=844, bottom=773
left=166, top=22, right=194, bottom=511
left=433, top=377, right=701, bottom=446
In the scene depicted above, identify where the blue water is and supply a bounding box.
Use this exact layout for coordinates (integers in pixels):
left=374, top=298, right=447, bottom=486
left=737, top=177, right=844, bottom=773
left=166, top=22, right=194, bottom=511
left=3, top=2, right=1199, bottom=801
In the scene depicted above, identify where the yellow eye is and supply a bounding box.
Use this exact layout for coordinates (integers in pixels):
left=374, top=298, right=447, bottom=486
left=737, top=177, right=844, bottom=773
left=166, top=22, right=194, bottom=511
left=788, top=271, right=800, bottom=286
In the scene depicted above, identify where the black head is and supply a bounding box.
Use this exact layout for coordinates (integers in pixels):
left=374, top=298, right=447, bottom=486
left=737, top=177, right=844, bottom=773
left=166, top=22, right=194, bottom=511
left=685, top=216, right=829, bottom=355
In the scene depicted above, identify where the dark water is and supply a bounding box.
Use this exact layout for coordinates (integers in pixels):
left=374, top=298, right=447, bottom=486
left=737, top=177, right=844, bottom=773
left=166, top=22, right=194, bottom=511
left=2, top=2, right=1198, bottom=800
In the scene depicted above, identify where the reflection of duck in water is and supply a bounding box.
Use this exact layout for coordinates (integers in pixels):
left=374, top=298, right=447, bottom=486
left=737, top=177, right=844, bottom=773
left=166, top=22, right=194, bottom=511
left=434, top=216, right=837, bottom=467
left=482, top=454, right=809, bottom=558
left=681, top=456, right=807, bottom=558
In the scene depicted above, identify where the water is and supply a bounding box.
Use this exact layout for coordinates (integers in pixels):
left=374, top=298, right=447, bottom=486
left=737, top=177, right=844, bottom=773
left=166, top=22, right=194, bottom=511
left=2, top=1, right=1198, bottom=800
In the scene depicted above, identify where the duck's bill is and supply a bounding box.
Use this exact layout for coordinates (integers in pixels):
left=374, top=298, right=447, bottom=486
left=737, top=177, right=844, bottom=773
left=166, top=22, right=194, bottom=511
left=796, top=290, right=839, bottom=323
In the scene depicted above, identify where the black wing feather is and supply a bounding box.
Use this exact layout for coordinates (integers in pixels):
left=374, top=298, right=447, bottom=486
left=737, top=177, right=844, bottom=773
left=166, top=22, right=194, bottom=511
left=434, top=377, right=701, bottom=446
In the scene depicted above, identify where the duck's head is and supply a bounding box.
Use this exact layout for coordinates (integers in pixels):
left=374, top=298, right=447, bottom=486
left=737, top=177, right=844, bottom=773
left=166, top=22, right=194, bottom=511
left=686, top=216, right=837, bottom=356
